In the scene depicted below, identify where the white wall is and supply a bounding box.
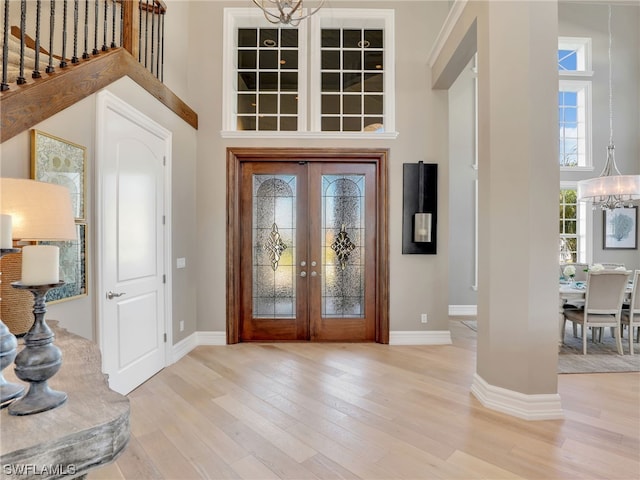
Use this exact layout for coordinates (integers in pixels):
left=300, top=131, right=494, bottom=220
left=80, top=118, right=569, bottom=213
left=0, top=78, right=198, bottom=342
left=448, top=57, right=477, bottom=308
left=3, top=1, right=635, bottom=343
left=187, top=1, right=453, bottom=334
left=558, top=2, right=640, bottom=269
left=447, top=3, right=640, bottom=308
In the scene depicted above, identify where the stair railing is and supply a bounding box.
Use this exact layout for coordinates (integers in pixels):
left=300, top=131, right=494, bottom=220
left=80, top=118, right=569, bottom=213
left=1, top=0, right=166, bottom=92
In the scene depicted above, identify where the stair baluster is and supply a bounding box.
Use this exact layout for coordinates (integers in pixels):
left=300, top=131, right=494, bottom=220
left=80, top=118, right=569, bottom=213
left=92, top=0, right=98, bottom=55
left=60, top=0, right=68, bottom=68
left=82, top=0, right=89, bottom=59
left=144, top=0, right=149, bottom=68
left=156, top=8, right=164, bottom=81
left=111, top=0, right=117, bottom=48
left=119, top=0, right=123, bottom=47
left=33, top=0, right=42, bottom=78
left=137, top=0, right=142, bottom=62
left=102, top=0, right=108, bottom=51
left=17, top=0, right=26, bottom=84
left=46, top=0, right=55, bottom=73
left=150, top=1, right=154, bottom=75
left=1, top=0, right=9, bottom=90
left=72, top=0, right=79, bottom=63
left=1, top=0, right=167, bottom=90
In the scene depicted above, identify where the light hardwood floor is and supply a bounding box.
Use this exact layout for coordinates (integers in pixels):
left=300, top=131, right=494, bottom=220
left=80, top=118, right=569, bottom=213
left=89, top=321, right=640, bottom=480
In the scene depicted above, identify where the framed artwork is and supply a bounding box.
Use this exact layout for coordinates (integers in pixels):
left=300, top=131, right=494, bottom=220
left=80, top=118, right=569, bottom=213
left=40, top=223, right=87, bottom=304
left=31, top=129, right=86, bottom=221
left=603, top=206, right=637, bottom=250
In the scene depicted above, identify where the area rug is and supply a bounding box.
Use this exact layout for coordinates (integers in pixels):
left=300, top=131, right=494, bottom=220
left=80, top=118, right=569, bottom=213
left=558, top=327, right=640, bottom=374
left=459, top=320, right=640, bottom=374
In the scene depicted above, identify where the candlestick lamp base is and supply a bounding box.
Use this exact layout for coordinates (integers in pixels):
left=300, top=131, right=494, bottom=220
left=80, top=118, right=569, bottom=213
left=8, top=282, right=67, bottom=416
left=0, top=248, right=25, bottom=407
left=0, top=380, right=25, bottom=406
left=0, top=318, right=24, bottom=406
left=6, top=382, right=67, bottom=415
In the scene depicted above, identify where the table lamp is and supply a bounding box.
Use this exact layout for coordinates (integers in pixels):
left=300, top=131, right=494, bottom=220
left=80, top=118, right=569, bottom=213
left=1, top=178, right=76, bottom=415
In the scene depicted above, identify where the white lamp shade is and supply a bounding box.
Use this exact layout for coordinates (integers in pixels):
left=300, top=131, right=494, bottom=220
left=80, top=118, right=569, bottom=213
left=0, top=178, right=76, bottom=241
left=577, top=174, right=640, bottom=202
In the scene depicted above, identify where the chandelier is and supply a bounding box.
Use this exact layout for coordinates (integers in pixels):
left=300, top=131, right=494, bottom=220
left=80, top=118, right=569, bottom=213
left=577, top=5, right=640, bottom=210
left=252, top=0, right=325, bottom=26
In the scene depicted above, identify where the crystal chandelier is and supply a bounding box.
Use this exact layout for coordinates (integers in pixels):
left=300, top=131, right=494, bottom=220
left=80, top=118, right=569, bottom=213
left=577, top=5, right=640, bottom=210
left=252, top=0, right=325, bottom=26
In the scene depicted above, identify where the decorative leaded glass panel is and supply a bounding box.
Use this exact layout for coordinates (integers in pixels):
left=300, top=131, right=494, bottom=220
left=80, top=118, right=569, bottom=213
left=321, top=175, right=365, bottom=318
left=253, top=175, right=297, bottom=318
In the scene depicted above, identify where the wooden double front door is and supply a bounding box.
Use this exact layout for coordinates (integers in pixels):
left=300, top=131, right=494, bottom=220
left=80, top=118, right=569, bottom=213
left=227, top=149, right=389, bottom=343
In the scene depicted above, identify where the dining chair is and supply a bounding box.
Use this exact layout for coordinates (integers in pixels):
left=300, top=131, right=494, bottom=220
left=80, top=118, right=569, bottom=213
left=621, top=269, right=640, bottom=355
left=598, top=263, right=625, bottom=270
left=562, top=270, right=630, bottom=355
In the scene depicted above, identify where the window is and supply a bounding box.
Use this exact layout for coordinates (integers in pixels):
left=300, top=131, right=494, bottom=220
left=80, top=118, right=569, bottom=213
left=558, top=37, right=592, bottom=74
left=558, top=81, right=590, bottom=168
left=223, top=8, right=396, bottom=138
left=558, top=38, right=592, bottom=171
left=236, top=27, right=301, bottom=131
left=318, top=28, right=384, bottom=132
left=559, top=184, right=590, bottom=263
left=559, top=188, right=578, bottom=262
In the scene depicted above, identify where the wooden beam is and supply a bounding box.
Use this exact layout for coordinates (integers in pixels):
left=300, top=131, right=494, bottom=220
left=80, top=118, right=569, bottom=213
left=1, top=48, right=197, bottom=143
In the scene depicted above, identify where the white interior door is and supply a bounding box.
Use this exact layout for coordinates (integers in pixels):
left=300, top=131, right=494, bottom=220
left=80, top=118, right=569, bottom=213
left=96, top=91, right=171, bottom=395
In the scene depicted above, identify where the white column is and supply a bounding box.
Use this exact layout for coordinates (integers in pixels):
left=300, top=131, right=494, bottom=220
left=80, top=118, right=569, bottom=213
left=472, top=1, right=562, bottom=419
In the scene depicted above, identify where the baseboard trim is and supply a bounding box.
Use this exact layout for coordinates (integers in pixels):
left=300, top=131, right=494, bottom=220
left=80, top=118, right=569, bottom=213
left=448, top=305, right=477, bottom=316
left=470, top=373, right=563, bottom=421
left=389, top=330, right=452, bottom=346
left=171, top=332, right=198, bottom=363
left=197, top=331, right=227, bottom=346
left=171, top=331, right=226, bottom=363
left=172, top=330, right=452, bottom=357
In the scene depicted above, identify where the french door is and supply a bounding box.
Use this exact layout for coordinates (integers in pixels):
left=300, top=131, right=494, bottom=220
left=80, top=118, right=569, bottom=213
left=228, top=149, right=389, bottom=343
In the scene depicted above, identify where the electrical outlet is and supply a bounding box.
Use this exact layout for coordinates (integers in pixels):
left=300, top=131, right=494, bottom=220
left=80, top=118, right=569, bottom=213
left=179, top=320, right=184, bottom=332
left=421, top=313, right=428, bottom=324
left=177, top=257, right=186, bottom=269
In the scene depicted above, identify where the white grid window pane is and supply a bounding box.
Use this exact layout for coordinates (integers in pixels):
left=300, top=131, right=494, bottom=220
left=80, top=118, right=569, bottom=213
left=320, top=28, right=384, bottom=133
left=558, top=37, right=591, bottom=74
left=236, top=27, right=299, bottom=132
left=223, top=8, right=395, bottom=136
left=558, top=81, right=589, bottom=168
left=559, top=189, right=579, bottom=263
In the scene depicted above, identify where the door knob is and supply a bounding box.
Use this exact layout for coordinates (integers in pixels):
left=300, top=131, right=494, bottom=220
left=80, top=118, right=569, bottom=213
left=311, top=271, right=318, bottom=277
left=106, top=291, right=126, bottom=300
left=300, top=271, right=307, bottom=277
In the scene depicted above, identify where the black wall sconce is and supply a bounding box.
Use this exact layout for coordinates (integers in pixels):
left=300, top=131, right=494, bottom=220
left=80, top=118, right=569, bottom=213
left=402, top=161, right=437, bottom=254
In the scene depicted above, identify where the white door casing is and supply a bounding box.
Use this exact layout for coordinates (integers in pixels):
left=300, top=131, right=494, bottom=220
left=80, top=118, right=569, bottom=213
left=96, top=91, right=172, bottom=395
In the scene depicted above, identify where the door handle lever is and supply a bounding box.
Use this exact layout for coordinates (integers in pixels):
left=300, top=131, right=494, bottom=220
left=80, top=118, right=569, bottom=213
left=106, top=291, right=126, bottom=300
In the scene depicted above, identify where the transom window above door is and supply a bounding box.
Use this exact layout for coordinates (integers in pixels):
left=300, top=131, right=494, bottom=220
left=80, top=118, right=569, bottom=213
left=222, top=8, right=397, bottom=138
left=236, top=27, right=301, bottom=132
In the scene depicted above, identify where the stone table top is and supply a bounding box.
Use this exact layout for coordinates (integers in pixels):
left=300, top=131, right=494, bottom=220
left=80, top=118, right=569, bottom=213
left=1, top=322, right=130, bottom=479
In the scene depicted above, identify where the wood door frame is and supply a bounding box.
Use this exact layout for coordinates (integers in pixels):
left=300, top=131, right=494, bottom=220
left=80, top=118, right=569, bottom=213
left=226, top=147, right=389, bottom=344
